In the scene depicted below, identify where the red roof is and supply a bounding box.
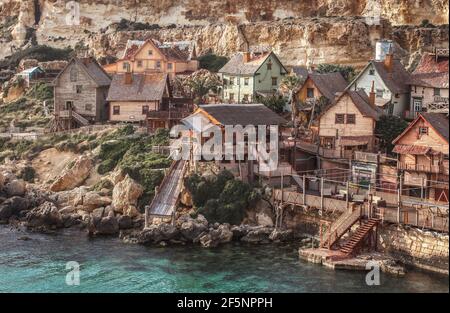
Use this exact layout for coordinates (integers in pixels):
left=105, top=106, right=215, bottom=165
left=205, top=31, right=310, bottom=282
left=413, top=53, right=449, bottom=74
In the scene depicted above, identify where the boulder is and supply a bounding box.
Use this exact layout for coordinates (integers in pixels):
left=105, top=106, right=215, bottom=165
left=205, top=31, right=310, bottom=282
left=50, top=155, right=93, bottom=192
left=137, top=223, right=179, bottom=244
left=0, top=172, right=5, bottom=189
left=61, top=213, right=82, bottom=228
left=81, top=192, right=112, bottom=211
left=111, top=175, right=143, bottom=215
left=94, top=216, right=119, bottom=235
left=240, top=226, right=273, bottom=244
left=231, top=224, right=251, bottom=240
left=109, top=167, right=125, bottom=185
left=256, top=212, right=274, bottom=227
left=269, top=229, right=294, bottom=242
left=5, top=179, right=26, bottom=197
left=91, top=207, right=105, bottom=219
left=26, top=202, right=63, bottom=228
left=199, top=224, right=233, bottom=248
left=179, top=215, right=208, bottom=241
left=59, top=206, right=76, bottom=214
left=180, top=189, right=193, bottom=207
left=117, top=215, right=133, bottom=229
left=0, top=196, right=30, bottom=219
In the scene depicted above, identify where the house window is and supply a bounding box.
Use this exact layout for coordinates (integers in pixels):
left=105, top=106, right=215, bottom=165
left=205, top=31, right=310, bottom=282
left=156, top=61, right=161, bottom=69
left=376, top=89, right=383, bottom=98
left=271, top=77, right=277, bottom=86
left=122, top=62, right=130, bottom=71
left=346, top=114, right=356, bottom=124
left=419, top=127, right=428, bottom=135
left=148, top=50, right=153, bottom=56
left=230, top=77, right=234, bottom=85
left=167, top=63, right=173, bottom=70
left=113, top=105, right=120, bottom=115
left=434, top=88, right=441, bottom=96
left=244, top=77, right=249, bottom=86
left=85, top=103, right=93, bottom=111
left=306, top=88, right=314, bottom=98
left=229, top=93, right=235, bottom=102
left=413, top=98, right=423, bottom=114
left=243, top=94, right=249, bottom=103
left=70, top=67, right=78, bottom=82
left=142, top=105, right=149, bottom=115
left=76, top=85, right=82, bottom=94
left=267, top=61, right=272, bottom=70
left=369, top=69, right=375, bottom=75
left=335, top=114, right=345, bottom=124
left=137, top=60, right=143, bottom=67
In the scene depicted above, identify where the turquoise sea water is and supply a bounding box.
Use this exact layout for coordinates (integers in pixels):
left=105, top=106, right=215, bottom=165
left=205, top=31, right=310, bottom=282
left=0, top=226, right=448, bottom=293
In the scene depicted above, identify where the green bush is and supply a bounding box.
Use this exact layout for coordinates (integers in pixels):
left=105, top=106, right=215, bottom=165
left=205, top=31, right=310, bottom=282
left=316, top=64, right=358, bottom=82
left=0, top=45, right=73, bottom=70
left=19, top=166, right=35, bottom=182
left=198, top=53, right=229, bottom=72
left=185, top=169, right=255, bottom=225
left=26, top=82, right=53, bottom=101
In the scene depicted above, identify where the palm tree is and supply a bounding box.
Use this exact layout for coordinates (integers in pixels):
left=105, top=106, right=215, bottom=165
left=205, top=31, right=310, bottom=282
left=279, top=73, right=303, bottom=138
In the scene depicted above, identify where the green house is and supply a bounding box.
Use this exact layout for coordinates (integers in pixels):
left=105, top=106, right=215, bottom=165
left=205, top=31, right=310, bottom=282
left=219, top=51, right=288, bottom=103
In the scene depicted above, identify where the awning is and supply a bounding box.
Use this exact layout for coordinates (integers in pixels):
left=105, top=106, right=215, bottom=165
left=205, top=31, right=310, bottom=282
left=392, top=144, right=430, bottom=155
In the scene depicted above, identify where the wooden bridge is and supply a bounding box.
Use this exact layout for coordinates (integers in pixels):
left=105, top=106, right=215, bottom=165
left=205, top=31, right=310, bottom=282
left=144, top=159, right=187, bottom=227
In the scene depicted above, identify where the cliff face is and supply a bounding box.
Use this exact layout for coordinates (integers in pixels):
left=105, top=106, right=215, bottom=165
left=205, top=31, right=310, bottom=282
left=0, top=0, right=449, bottom=65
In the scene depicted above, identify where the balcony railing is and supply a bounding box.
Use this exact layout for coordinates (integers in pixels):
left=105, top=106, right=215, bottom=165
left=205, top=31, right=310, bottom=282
left=354, top=151, right=379, bottom=163
left=398, top=162, right=441, bottom=174
left=147, top=110, right=191, bottom=120
left=434, top=95, right=449, bottom=104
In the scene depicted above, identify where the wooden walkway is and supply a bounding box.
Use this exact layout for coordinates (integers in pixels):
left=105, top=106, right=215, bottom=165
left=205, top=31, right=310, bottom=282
left=145, top=159, right=187, bottom=227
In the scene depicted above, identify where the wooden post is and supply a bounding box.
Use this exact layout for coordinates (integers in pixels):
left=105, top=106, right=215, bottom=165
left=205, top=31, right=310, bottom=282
left=302, top=174, right=306, bottom=205
left=346, top=180, right=350, bottom=210
left=420, top=177, right=424, bottom=201
left=320, top=177, right=324, bottom=216
left=397, top=188, right=401, bottom=224
left=281, top=173, right=284, bottom=207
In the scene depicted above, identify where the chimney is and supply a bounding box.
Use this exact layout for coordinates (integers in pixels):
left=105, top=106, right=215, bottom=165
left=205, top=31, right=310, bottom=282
left=384, top=44, right=394, bottom=73
left=242, top=51, right=251, bottom=63
left=124, top=72, right=133, bottom=85
left=369, top=81, right=376, bottom=107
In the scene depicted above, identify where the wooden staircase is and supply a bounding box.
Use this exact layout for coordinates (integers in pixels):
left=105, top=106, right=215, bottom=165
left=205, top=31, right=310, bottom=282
left=71, top=111, right=89, bottom=126
left=321, top=205, right=362, bottom=249
left=339, top=218, right=379, bottom=256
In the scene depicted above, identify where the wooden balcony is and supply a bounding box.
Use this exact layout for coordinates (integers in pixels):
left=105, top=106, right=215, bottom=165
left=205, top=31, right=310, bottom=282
left=398, top=162, right=441, bottom=174
left=147, top=110, right=191, bottom=120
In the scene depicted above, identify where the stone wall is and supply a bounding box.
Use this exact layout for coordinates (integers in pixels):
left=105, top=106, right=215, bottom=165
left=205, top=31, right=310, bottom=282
left=379, top=224, right=449, bottom=275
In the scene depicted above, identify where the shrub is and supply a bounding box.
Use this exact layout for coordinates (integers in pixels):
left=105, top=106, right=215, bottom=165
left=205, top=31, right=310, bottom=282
left=26, top=82, right=53, bottom=101
left=198, top=53, right=229, bottom=72
left=316, top=64, right=358, bottom=82
left=19, top=166, right=36, bottom=182
left=0, top=45, right=73, bottom=70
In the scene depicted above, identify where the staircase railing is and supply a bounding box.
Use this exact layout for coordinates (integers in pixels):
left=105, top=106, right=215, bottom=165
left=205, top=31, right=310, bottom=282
left=71, top=111, right=89, bottom=126
left=321, top=205, right=362, bottom=249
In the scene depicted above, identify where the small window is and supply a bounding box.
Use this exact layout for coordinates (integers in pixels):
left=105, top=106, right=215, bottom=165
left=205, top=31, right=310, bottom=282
left=142, top=105, right=149, bottom=115
left=113, top=105, right=120, bottom=115
left=167, top=63, right=173, bottom=70
left=148, top=50, right=153, bottom=56
left=122, top=62, right=130, bottom=71
left=346, top=114, right=356, bottom=124
left=376, top=89, right=383, bottom=98
left=76, top=85, right=82, bottom=94
left=335, top=114, right=345, bottom=124
left=267, top=61, right=272, bottom=70
left=156, top=61, right=161, bottom=69
left=271, top=77, right=277, bottom=86
left=419, top=127, right=428, bottom=135
left=434, top=88, right=441, bottom=96
left=70, top=67, right=78, bottom=82
left=306, top=88, right=314, bottom=98
left=137, top=60, right=143, bottom=67
left=244, top=77, right=249, bottom=86
left=229, top=93, right=235, bottom=102
left=230, top=77, right=234, bottom=86
left=369, top=69, right=375, bottom=75
left=65, top=101, right=73, bottom=110
left=243, top=94, right=249, bottom=102
left=85, top=103, right=93, bottom=111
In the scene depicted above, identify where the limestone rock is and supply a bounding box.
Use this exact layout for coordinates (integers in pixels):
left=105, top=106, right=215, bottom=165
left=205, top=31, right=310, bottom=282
left=111, top=175, right=143, bottom=215
left=241, top=226, right=273, bottom=244
left=137, top=223, right=179, bottom=243
left=50, top=155, right=93, bottom=192
left=199, top=224, right=233, bottom=248
left=5, top=179, right=26, bottom=197
left=95, top=216, right=119, bottom=235
left=269, top=228, right=294, bottom=242
left=26, top=202, right=63, bottom=228
left=117, top=215, right=133, bottom=229
left=82, top=192, right=112, bottom=211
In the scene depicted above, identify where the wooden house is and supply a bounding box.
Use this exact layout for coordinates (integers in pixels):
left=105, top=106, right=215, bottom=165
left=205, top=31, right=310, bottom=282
left=296, top=72, right=347, bottom=106
left=107, top=72, right=172, bottom=125
left=407, top=51, right=449, bottom=119
left=103, top=39, right=198, bottom=79
left=392, top=113, right=449, bottom=202
left=219, top=51, right=288, bottom=103
left=52, top=57, right=111, bottom=131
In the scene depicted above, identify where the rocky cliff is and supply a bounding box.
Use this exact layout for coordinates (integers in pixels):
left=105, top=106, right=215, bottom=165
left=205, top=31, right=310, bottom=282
left=0, top=0, right=449, bottom=66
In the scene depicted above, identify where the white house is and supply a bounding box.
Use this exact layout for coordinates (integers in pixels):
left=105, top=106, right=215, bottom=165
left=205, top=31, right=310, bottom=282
left=348, top=46, right=411, bottom=117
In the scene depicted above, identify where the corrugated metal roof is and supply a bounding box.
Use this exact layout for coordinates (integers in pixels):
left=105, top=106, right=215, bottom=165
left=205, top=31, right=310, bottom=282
left=392, top=144, right=430, bottom=155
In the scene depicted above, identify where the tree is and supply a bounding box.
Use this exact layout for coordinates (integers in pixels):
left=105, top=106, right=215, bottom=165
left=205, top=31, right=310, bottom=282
left=316, top=64, right=358, bottom=82
left=279, top=73, right=304, bottom=137
left=177, top=69, right=222, bottom=104
left=375, top=115, right=409, bottom=154
left=258, top=95, right=285, bottom=114
left=198, top=53, right=229, bottom=72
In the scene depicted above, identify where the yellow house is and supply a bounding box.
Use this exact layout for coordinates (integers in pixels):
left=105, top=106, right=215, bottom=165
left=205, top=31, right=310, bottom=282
left=103, top=39, right=199, bottom=79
